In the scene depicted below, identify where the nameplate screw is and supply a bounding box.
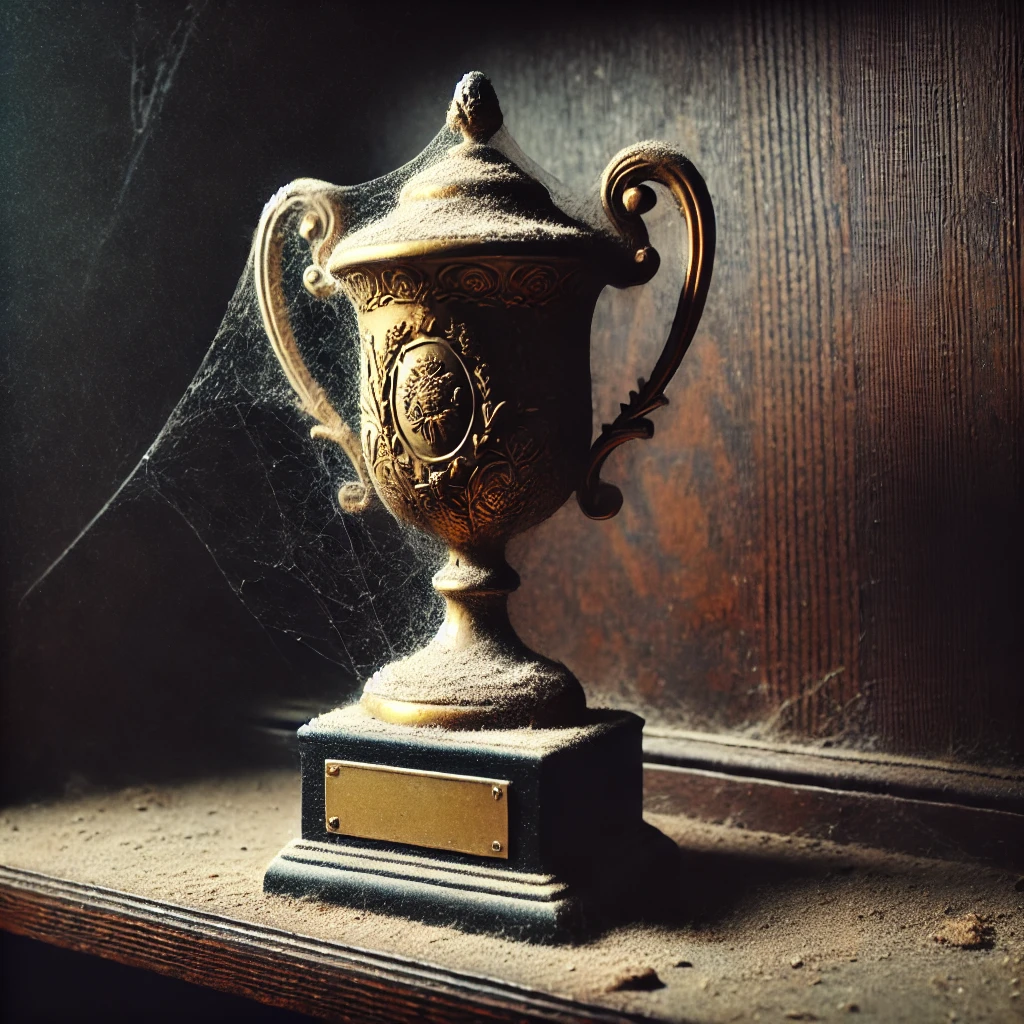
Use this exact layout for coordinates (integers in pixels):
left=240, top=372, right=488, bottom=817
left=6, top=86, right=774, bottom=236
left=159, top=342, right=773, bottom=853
left=491, top=840, right=502, bottom=852
left=492, top=786, right=502, bottom=800
left=328, top=816, right=340, bottom=830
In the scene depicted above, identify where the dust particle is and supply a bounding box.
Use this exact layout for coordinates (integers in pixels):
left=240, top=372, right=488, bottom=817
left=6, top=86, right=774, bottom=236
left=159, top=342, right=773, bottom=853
left=932, top=913, right=994, bottom=949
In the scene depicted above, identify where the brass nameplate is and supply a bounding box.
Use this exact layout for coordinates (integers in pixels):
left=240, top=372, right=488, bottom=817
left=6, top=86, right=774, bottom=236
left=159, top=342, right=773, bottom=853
left=324, top=760, right=510, bottom=859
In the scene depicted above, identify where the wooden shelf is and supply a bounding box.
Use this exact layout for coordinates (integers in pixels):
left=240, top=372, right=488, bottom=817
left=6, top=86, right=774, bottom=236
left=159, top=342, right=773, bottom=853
left=0, top=865, right=625, bottom=1023
left=2, top=768, right=1022, bottom=1022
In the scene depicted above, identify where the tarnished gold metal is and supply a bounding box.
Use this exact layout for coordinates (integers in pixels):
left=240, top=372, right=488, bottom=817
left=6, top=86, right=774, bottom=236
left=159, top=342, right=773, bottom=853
left=324, top=759, right=510, bottom=860
left=359, top=691, right=519, bottom=730
left=255, top=71, right=716, bottom=729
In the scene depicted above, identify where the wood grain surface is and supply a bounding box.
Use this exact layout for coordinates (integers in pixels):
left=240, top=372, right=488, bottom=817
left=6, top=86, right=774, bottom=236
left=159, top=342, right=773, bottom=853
left=0, top=867, right=636, bottom=1024
left=643, top=733, right=1024, bottom=869
left=495, top=0, right=1023, bottom=764
left=644, top=762, right=1024, bottom=871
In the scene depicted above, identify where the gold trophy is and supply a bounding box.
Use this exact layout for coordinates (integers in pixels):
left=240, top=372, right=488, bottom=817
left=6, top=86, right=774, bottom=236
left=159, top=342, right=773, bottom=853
left=257, top=73, right=714, bottom=940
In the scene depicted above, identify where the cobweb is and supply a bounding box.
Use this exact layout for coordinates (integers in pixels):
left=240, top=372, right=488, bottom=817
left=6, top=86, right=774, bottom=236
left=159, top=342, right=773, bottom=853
left=23, top=135, right=477, bottom=699
left=21, top=116, right=631, bottom=714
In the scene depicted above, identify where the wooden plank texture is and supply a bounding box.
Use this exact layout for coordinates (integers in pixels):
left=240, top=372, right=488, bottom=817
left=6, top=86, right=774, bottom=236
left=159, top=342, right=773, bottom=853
left=843, top=2, right=1024, bottom=758
left=0, top=867, right=637, bottom=1024
left=643, top=763, right=1024, bottom=871
left=643, top=728, right=1024, bottom=814
left=495, top=0, right=1023, bottom=763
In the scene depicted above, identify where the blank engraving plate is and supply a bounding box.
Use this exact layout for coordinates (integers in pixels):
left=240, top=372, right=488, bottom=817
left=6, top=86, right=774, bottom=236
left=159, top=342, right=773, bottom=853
left=324, top=760, right=510, bottom=859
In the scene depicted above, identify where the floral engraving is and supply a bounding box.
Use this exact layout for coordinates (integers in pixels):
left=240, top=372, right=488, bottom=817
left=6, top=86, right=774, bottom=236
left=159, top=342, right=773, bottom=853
left=340, top=269, right=377, bottom=310
left=436, top=263, right=499, bottom=301
left=507, top=263, right=560, bottom=304
left=380, top=268, right=425, bottom=304
left=339, top=266, right=428, bottom=312
left=339, top=260, right=580, bottom=313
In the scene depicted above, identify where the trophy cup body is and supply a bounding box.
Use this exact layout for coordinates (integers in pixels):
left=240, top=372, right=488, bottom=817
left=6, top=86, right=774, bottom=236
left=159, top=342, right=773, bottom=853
left=256, top=73, right=715, bottom=940
left=338, top=256, right=599, bottom=729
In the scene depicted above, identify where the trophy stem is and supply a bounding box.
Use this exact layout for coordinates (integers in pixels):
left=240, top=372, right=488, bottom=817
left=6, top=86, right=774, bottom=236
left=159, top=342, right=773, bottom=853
left=432, top=547, right=522, bottom=652
left=360, top=547, right=587, bottom=729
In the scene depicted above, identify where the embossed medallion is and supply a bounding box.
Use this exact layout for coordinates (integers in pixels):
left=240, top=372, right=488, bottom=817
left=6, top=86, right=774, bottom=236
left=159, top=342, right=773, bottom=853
left=392, top=338, right=474, bottom=462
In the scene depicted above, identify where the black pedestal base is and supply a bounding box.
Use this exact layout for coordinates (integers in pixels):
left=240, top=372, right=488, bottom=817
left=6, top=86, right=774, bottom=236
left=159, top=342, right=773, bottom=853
left=264, top=705, right=679, bottom=942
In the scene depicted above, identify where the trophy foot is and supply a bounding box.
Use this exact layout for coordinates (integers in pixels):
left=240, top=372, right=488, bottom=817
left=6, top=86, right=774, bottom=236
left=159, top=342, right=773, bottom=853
left=361, top=647, right=585, bottom=728
left=360, top=548, right=587, bottom=729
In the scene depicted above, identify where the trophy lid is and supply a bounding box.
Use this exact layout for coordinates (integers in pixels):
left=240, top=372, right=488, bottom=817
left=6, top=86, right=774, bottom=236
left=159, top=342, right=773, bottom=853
left=326, top=72, right=638, bottom=279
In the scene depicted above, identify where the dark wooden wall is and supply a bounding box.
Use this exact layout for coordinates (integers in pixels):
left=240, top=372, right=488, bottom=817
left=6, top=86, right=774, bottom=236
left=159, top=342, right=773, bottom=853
left=3, top=1, right=1021, bottom=798
left=493, top=2, right=1023, bottom=763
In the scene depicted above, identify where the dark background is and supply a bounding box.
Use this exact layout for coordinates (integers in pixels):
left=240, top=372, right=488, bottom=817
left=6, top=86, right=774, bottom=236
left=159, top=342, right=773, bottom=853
left=2, top=0, right=1022, bottom=808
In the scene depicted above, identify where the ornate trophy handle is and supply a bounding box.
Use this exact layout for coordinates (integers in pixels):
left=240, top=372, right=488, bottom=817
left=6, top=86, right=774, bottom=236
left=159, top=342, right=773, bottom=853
left=577, top=144, right=716, bottom=520
left=253, top=179, right=374, bottom=513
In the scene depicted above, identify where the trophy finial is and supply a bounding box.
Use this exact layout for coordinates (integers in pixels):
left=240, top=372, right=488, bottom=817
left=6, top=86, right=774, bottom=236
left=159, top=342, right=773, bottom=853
left=446, top=71, right=503, bottom=142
